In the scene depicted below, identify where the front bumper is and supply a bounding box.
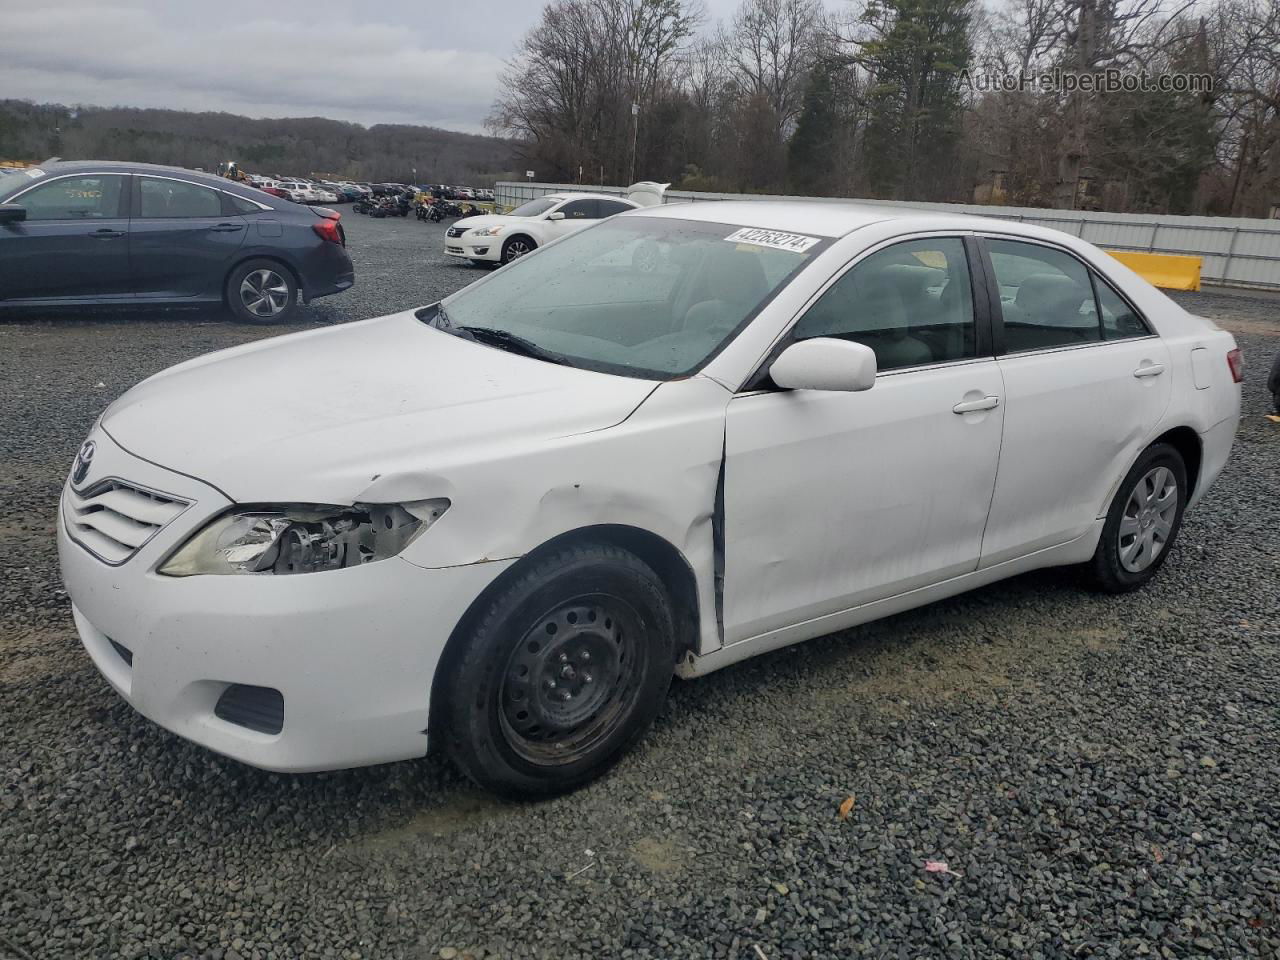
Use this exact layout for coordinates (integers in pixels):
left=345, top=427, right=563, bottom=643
left=443, top=232, right=500, bottom=262
left=57, top=430, right=512, bottom=772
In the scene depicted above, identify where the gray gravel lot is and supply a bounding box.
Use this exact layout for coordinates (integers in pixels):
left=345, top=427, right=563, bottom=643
left=1, top=211, right=1278, bottom=960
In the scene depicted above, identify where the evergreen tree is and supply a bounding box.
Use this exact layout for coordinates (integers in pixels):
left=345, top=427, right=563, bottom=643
left=858, top=0, right=975, bottom=200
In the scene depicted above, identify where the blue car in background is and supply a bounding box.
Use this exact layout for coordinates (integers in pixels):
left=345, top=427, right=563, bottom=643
left=0, top=161, right=355, bottom=323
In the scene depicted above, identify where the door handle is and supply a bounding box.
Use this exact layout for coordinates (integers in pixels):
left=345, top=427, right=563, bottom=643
left=89, top=228, right=125, bottom=239
left=208, top=222, right=246, bottom=232
left=952, top=396, right=1000, bottom=414
left=1133, top=362, right=1165, bottom=378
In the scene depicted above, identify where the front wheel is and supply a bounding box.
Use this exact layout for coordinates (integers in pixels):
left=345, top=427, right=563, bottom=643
left=501, top=236, right=535, bottom=264
left=1087, top=443, right=1187, bottom=593
left=439, top=544, right=676, bottom=797
left=225, top=259, right=298, bottom=324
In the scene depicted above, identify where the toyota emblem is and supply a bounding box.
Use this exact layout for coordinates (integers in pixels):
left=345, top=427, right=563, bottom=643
left=71, top=439, right=96, bottom=486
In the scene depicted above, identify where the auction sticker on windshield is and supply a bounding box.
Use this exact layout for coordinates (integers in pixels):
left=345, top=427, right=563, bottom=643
left=724, top=227, right=819, bottom=253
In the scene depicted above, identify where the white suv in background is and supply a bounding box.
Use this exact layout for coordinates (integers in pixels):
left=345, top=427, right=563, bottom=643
left=443, top=182, right=669, bottom=266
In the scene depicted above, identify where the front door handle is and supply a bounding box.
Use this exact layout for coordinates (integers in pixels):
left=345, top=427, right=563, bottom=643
left=1133, top=362, right=1165, bottom=378
left=953, top=395, right=1000, bottom=414
left=89, top=228, right=125, bottom=239
left=208, top=222, right=246, bottom=232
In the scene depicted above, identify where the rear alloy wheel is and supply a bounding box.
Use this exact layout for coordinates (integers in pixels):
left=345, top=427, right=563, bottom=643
left=439, top=544, right=675, bottom=797
left=1087, top=442, right=1187, bottom=592
left=226, top=260, right=298, bottom=324
left=501, top=236, right=535, bottom=264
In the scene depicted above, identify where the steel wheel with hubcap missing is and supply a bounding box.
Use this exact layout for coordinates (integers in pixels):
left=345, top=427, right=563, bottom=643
left=1118, top=465, right=1178, bottom=572
left=438, top=543, right=676, bottom=797
left=500, top=596, right=646, bottom=766
left=1088, top=442, right=1186, bottom=593
left=226, top=259, right=298, bottom=324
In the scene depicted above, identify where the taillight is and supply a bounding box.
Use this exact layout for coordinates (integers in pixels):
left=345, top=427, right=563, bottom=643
left=1227, top=347, right=1243, bottom=383
left=312, top=216, right=343, bottom=245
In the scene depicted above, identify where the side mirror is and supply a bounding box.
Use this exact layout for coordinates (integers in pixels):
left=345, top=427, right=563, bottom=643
left=547, top=211, right=565, bottom=221
left=0, top=204, right=27, bottom=225
left=770, top=338, right=877, bottom=392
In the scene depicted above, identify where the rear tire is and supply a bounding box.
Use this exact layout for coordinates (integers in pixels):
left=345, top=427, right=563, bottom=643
left=225, top=259, right=298, bottom=325
left=1086, top=443, right=1187, bottom=593
left=439, top=544, right=676, bottom=798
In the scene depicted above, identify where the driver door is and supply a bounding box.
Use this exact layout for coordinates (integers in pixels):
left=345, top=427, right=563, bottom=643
left=545, top=198, right=600, bottom=239
left=720, top=235, right=1005, bottom=644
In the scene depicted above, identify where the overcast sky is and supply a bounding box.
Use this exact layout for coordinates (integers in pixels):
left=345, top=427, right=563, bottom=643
left=0, top=0, right=843, bottom=136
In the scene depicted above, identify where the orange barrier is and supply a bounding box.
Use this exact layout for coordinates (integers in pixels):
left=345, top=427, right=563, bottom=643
left=1107, top=251, right=1202, bottom=291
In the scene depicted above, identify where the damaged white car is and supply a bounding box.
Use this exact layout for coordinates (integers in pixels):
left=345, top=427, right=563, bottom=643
left=59, top=202, right=1241, bottom=796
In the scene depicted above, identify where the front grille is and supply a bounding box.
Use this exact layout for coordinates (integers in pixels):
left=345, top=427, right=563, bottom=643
left=215, top=684, right=285, bottom=735
left=446, top=226, right=465, bottom=238
left=65, top=479, right=189, bottom=565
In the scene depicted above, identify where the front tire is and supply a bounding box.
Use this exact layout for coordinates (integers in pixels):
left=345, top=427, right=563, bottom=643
left=501, top=235, right=535, bottom=264
left=439, top=544, right=676, bottom=798
left=225, top=259, right=298, bottom=324
left=1087, top=442, right=1187, bottom=593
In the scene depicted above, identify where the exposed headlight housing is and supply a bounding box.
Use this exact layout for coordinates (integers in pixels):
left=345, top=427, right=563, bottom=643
left=470, top=225, right=504, bottom=236
left=159, top=499, right=449, bottom=576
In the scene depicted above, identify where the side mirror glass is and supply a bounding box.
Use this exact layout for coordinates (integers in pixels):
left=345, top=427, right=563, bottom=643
left=547, top=211, right=565, bottom=221
left=0, top=204, right=27, bottom=225
left=770, top=338, right=877, bottom=392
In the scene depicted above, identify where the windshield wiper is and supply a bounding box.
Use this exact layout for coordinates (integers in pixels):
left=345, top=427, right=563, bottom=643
left=456, top=325, right=569, bottom=366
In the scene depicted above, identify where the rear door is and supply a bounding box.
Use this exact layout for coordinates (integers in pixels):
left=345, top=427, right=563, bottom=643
left=977, top=235, right=1172, bottom=566
left=0, top=173, right=132, bottom=301
left=129, top=176, right=247, bottom=300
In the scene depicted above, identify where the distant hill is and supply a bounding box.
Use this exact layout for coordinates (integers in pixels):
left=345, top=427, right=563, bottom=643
left=0, top=100, right=518, bottom=184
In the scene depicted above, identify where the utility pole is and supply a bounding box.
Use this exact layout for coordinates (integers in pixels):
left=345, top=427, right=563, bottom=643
left=629, top=102, right=639, bottom=185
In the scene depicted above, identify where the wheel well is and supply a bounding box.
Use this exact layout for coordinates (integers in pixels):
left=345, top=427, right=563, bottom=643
left=503, top=234, right=535, bottom=250
left=225, top=256, right=302, bottom=304
left=1152, top=426, right=1202, bottom=495
left=428, top=525, right=700, bottom=740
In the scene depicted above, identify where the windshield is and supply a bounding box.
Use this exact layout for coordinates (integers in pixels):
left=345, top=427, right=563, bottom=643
left=436, top=217, right=827, bottom=380
left=508, top=197, right=558, bottom=218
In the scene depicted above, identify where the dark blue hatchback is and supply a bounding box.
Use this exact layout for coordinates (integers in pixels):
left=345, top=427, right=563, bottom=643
left=0, top=161, right=355, bottom=323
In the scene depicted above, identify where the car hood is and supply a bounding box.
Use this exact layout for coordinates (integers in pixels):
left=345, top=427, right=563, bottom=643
left=101, top=310, right=657, bottom=505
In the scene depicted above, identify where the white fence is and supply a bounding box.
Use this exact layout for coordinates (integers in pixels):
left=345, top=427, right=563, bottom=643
left=496, top=181, right=1280, bottom=290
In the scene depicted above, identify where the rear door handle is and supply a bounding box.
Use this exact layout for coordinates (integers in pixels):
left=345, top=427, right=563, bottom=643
left=952, top=396, right=1000, bottom=414
left=1133, top=362, right=1165, bottom=378
left=208, top=222, right=246, bottom=232
left=89, top=228, right=125, bottom=239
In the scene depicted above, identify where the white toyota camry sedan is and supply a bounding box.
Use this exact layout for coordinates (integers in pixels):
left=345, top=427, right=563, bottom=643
left=58, top=201, right=1242, bottom=796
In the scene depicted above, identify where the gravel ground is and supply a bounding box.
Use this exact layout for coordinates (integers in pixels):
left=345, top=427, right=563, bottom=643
left=1, top=211, right=1278, bottom=960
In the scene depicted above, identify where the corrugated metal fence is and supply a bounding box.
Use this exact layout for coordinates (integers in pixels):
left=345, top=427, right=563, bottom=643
left=496, top=181, right=1280, bottom=290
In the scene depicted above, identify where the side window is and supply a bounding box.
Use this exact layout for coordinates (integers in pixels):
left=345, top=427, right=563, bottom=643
left=138, top=178, right=223, bottom=218
left=597, top=199, right=633, bottom=217
left=1094, top=274, right=1150, bottom=339
left=792, top=237, right=976, bottom=372
left=225, top=194, right=263, bottom=215
left=986, top=239, right=1098, bottom=352
left=19, top=175, right=124, bottom=221
left=559, top=199, right=598, bottom=220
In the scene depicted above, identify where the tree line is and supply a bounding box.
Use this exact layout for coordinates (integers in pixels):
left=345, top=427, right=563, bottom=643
left=490, top=0, right=1280, bottom=217
left=0, top=100, right=518, bottom=185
